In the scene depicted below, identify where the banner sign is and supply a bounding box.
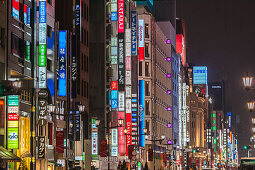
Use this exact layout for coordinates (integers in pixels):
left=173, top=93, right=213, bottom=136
left=118, top=33, right=125, bottom=89
left=91, top=119, right=98, bottom=157
left=75, top=114, right=80, bottom=141
left=56, top=131, right=64, bottom=153
left=139, top=80, right=145, bottom=147
left=126, top=113, right=132, bottom=156
left=118, top=0, right=124, bottom=33
left=131, top=11, right=137, bottom=56
left=59, top=31, right=67, bottom=96
left=38, top=136, right=46, bottom=159
left=138, top=19, right=144, bottom=61
left=118, top=112, right=125, bottom=155
left=39, top=0, right=47, bottom=89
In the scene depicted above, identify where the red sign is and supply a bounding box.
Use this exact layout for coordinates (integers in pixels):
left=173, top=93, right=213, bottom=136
left=138, top=19, right=144, bottom=61
left=176, top=34, right=183, bottom=56
left=56, top=131, right=64, bottom=153
left=111, top=81, right=118, bottom=90
left=126, top=113, right=132, bottom=156
left=8, top=113, right=19, bottom=121
left=118, top=0, right=124, bottom=33
left=13, top=0, right=19, bottom=11
left=100, top=139, right=107, bottom=157
left=118, top=112, right=125, bottom=155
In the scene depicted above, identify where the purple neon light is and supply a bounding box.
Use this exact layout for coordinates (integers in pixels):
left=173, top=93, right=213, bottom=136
left=168, top=140, right=172, bottom=145
left=166, top=57, right=171, bottom=61
left=167, top=123, right=172, bottom=128
left=166, top=39, right=171, bottom=44
left=167, top=107, right=171, bottom=111
left=167, top=74, right=171, bottom=78
left=167, top=90, right=171, bottom=94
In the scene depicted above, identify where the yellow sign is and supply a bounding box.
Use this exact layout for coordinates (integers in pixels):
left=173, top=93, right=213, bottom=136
left=8, top=121, right=18, bottom=128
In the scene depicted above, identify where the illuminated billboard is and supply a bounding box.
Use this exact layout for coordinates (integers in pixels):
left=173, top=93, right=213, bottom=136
left=8, top=128, right=19, bottom=149
left=193, top=66, right=208, bottom=84
left=12, top=0, right=19, bottom=20
left=118, top=112, right=125, bottom=155
left=118, top=0, right=124, bottom=33
left=131, top=11, right=137, bottom=56
left=59, top=31, right=67, bottom=96
left=139, top=80, right=145, bottom=147
left=138, top=19, right=144, bottom=61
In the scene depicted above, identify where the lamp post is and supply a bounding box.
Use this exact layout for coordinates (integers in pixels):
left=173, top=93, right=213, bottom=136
left=243, top=75, right=253, bottom=90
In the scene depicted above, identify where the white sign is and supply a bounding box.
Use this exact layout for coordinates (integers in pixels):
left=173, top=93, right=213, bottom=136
left=126, top=86, right=132, bottom=98
left=111, top=129, right=118, bottom=146
left=125, top=42, right=131, bottom=57
left=111, top=146, right=118, bottom=157
left=91, top=132, right=98, bottom=155
left=118, top=92, right=125, bottom=111
left=138, top=19, right=144, bottom=48
left=126, top=99, right=132, bottom=113
left=39, top=67, right=46, bottom=88
left=39, top=23, right=47, bottom=44
left=126, top=71, right=131, bottom=85
left=8, top=106, right=19, bottom=114
left=125, top=29, right=131, bottom=43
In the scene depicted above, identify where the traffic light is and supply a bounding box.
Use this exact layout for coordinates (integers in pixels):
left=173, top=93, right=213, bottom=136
left=244, top=146, right=248, bottom=150
left=193, top=149, right=196, bottom=153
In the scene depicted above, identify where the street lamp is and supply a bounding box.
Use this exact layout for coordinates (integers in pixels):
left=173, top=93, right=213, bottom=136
left=78, top=104, right=85, bottom=112
left=118, top=119, right=124, bottom=126
left=247, top=101, right=255, bottom=111
left=243, top=75, right=253, bottom=90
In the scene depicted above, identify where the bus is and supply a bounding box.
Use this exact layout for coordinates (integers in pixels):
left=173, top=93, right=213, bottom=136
left=240, top=157, right=255, bottom=169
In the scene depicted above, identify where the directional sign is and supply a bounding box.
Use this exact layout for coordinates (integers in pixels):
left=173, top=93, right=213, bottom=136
left=39, top=99, right=48, bottom=107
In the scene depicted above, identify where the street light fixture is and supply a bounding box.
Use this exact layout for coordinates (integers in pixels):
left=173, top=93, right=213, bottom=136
left=118, top=119, right=124, bottom=126
left=78, top=104, right=85, bottom=112
left=243, top=75, right=253, bottom=89
left=247, top=101, right=255, bottom=111
left=47, top=104, right=56, bottom=113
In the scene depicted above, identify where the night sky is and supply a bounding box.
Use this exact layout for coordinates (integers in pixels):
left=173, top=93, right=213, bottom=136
left=177, top=0, right=255, bottom=157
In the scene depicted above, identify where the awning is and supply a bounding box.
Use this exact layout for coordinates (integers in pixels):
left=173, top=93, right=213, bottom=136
left=0, top=146, right=21, bottom=162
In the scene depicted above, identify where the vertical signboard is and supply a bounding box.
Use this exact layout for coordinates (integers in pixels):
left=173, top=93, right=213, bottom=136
left=118, top=33, right=125, bottom=89
left=118, top=112, right=125, bottom=155
left=118, top=92, right=125, bottom=111
left=111, top=0, right=118, bottom=21
left=131, top=11, right=137, bottom=56
left=39, top=0, right=47, bottom=89
left=12, top=0, right=20, bottom=20
left=91, top=119, right=98, bottom=157
left=7, top=95, right=19, bottom=149
left=138, top=19, right=144, bottom=61
left=56, top=131, right=64, bottom=153
left=227, top=112, right=232, bottom=129
left=75, top=114, right=80, bottom=141
left=111, top=128, right=118, bottom=156
left=38, top=136, right=46, bottom=159
left=139, top=80, right=145, bottom=147
left=118, top=0, right=124, bottom=33
left=126, top=113, right=132, bottom=156
left=59, top=31, right=67, bottom=96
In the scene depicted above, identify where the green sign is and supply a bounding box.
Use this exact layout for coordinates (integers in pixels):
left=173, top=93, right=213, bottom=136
left=39, top=44, right=46, bottom=66
left=26, top=43, right=30, bottom=61
left=8, top=95, right=19, bottom=106
left=8, top=128, right=19, bottom=149
left=111, top=56, right=118, bottom=64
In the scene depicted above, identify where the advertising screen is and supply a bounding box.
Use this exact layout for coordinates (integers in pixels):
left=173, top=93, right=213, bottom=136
left=59, top=31, right=67, bottom=96
left=139, top=80, right=145, bottom=147
left=193, top=66, right=208, bottom=84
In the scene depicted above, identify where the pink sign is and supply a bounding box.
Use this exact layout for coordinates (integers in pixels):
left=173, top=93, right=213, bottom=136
left=118, top=0, right=124, bottom=33
left=125, top=56, right=131, bottom=71
left=126, top=113, right=132, bottom=156
left=118, top=111, right=125, bottom=155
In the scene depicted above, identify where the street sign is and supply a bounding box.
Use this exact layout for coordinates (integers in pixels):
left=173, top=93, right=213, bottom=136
left=38, top=90, right=48, bottom=98
left=38, top=99, right=48, bottom=107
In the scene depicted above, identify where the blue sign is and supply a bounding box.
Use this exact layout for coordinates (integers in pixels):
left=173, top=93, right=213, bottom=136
left=111, top=100, right=118, bottom=109
left=111, top=90, right=118, bottom=100
left=227, top=112, right=232, bottom=129
left=111, top=12, right=117, bottom=21
left=59, top=31, right=67, bottom=96
left=131, top=11, right=137, bottom=56
left=193, top=66, right=208, bottom=84
left=27, top=7, right=31, bottom=26
left=139, top=80, right=145, bottom=147
left=39, top=1, right=46, bottom=23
